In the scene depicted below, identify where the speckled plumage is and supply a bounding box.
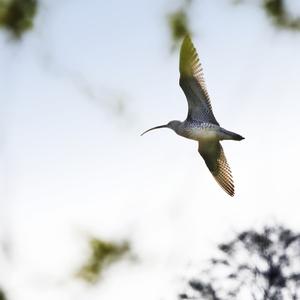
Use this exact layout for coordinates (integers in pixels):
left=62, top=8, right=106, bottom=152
left=142, top=36, right=244, bottom=196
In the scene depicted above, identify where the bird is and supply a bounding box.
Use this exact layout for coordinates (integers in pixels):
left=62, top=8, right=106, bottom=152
left=141, top=36, right=244, bottom=196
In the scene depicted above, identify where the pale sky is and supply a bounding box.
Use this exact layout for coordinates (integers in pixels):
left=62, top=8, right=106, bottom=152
left=1, top=0, right=300, bottom=299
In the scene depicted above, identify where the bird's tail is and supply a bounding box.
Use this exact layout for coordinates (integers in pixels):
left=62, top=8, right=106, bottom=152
left=220, top=128, right=245, bottom=141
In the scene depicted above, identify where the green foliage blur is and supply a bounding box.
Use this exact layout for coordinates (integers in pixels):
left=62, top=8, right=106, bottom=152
left=0, top=0, right=37, bottom=38
left=236, top=0, right=300, bottom=31
left=263, top=0, right=300, bottom=31
left=167, top=0, right=192, bottom=49
left=0, top=289, right=6, bottom=300
left=168, top=9, right=190, bottom=46
left=77, top=238, right=130, bottom=283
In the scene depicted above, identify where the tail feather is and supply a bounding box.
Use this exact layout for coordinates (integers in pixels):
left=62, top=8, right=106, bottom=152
left=230, top=132, right=244, bottom=141
left=221, top=128, right=245, bottom=141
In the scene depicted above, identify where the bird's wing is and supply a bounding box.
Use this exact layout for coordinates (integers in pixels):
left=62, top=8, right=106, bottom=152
left=198, top=140, right=234, bottom=196
left=179, top=36, right=219, bottom=125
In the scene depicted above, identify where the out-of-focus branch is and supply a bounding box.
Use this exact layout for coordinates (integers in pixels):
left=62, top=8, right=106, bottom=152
left=76, top=237, right=130, bottom=284
left=236, top=0, right=300, bottom=31
left=167, top=0, right=193, bottom=50
left=0, top=0, right=38, bottom=38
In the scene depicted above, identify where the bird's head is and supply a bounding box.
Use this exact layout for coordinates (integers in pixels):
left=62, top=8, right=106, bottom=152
left=141, top=120, right=181, bottom=136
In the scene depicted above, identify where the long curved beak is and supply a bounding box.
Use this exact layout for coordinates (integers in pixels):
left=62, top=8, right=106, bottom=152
left=141, top=125, right=168, bottom=136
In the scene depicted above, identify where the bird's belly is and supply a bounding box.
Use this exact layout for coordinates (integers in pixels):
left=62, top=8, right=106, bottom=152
left=182, top=126, right=218, bottom=141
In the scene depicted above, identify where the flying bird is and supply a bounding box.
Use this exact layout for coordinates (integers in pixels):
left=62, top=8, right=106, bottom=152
left=141, top=36, right=244, bottom=196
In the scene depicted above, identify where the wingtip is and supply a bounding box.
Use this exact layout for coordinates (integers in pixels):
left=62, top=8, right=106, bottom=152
left=222, top=185, right=235, bottom=197
left=215, top=181, right=235, bottom=197
left=179, top=34, right=197, bottom=77
left=182, top=34, right=192, bottom=45
left=222, top=184, right=235, bottom=197
left=180, top=34, right=193, bottom=53
left=213, top=174, right=235, bottom=197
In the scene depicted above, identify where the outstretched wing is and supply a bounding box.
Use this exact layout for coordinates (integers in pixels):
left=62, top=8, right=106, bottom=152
left=198, top=141, right=234, bottom=196
left=179, top=36, right=219, bottom=125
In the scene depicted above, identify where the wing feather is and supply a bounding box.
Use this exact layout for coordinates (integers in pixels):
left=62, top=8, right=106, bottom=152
left=179, top=36, right=219, bottom=125
left=198, top=141, right=234, bottom=196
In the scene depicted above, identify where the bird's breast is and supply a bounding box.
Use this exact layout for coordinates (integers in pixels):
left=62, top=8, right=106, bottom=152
left=178, top=122, right=220, bottom=141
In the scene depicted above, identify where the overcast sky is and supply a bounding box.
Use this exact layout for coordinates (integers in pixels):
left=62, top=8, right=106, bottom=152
left=0, top=0, right=300, bottom=299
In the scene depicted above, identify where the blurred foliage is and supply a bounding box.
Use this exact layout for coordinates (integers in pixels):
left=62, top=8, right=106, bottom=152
left=0, top=289, right=6, bottom=300
left=167, top=0, right=193, bottom=49
left=77, top=238, right=130, bottom=283
left=168, top=9, right=190, bottom=47
left=180, top=224, right=300, bottom=299
left=0, top=0, right=37, bottom=38
left=236, top=0, right=300, bottom=31
left=168, top=0, right=300, bottom=50
left=263, top=0, right=300, bottom=31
